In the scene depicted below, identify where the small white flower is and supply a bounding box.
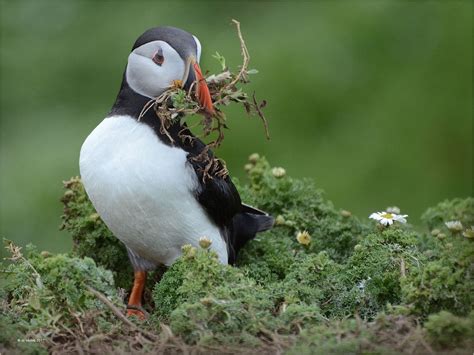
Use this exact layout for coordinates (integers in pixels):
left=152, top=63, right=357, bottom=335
left=445, top=221, right=463, bottom=232
left=369, top=211, right=408, bottom=226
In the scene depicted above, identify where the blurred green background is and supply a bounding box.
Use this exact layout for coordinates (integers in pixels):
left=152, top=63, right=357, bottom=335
left=0, top=0, right=472, bottom=256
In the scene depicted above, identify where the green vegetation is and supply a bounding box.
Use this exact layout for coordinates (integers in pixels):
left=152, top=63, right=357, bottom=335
left=1, top=156, right=473, bottom=353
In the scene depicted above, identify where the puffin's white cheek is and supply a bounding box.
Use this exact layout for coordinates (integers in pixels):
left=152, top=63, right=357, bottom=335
left=157, top=62, right=185, bottom=87
left=126, top=54, right=167, bottom=98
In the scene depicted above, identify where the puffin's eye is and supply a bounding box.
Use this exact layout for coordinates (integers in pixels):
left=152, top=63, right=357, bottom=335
left=152, top=48, right=164, bottom=66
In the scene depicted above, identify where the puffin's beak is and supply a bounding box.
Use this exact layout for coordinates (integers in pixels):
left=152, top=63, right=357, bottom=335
left=193, top=62, right=215, bottom=115
left=184, top=57, right=215, bottom=116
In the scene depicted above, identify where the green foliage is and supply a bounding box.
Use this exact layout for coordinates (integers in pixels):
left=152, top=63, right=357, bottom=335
left=0, top=312, right=48, bottom=355
left=236, top=156, right=370, bottom=262
left=171, top=89, right=198, bottom=111
left=237, top=227, right=298, bottom=282
left=421, top=197, right=474, bottom=230
left=153, top=245, right=275, bottom=344
left=60, top=177, right=133, bottom=289
left=152, top=244, right=243, bottom=320
left=335, top=228, right=421, bottom=319
left=2, top=242, right=122, bottom=329
left=424, top=310, right=474, bottom=349
left=154, top=245, right=323, bottom=345
left=3, top=156, right=473, bottom=352
left=401, top=230, right=474, bottom=317
left=212, top=51, right=226, bottom=71
left=0, top=242, right=125, bottom=354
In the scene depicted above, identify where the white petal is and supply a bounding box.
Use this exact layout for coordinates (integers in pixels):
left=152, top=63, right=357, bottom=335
left=369, top=213, right=382, bottom=220
left=394, top=214, right=407, bottom=223
left=382, top=218, right=393, bottom=226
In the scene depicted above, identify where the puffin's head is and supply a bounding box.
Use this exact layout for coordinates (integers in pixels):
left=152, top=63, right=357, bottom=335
left=126, top=26, right=214, bottom=114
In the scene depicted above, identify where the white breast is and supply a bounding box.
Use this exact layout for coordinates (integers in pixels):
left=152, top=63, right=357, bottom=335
left=79, top=115, right=228, bottom=266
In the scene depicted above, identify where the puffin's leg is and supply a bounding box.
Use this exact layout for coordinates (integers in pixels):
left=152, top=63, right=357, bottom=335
left=126, top=270, right=147, bottom=319
left=125, top=247, right=155, bottom=319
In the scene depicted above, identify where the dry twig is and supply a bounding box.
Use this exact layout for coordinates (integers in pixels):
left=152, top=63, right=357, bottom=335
left=85, top=285, right=158, bottom=342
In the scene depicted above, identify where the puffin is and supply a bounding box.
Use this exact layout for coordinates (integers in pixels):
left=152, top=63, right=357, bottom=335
left=79, top=26, right=274, bottom=317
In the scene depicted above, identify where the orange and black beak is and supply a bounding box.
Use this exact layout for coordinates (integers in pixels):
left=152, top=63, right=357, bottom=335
left=184, top=57, right=215, bottom=116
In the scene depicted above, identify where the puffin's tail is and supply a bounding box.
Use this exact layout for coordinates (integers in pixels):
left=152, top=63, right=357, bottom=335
left=228, top=204, right=274, bottom=264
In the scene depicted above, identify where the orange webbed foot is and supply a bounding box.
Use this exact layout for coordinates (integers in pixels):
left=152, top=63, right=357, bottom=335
left=126, top=306, right=147, bottom=320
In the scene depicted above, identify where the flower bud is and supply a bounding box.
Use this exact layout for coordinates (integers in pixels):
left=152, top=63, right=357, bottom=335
left=296, top=231, right=311, bottom=246
left=431, top=229, right=441, bottom=236
left=199, top=236, right=213, bottom=249
left=248, top=153, right=260, bottom=164
left=340, top=210, right=352, bottom=217
left=244, top=163, right=254, bottom=172
left=272, top=167, right=286, bottom=178
left=275, top=215, right=285, bottom=226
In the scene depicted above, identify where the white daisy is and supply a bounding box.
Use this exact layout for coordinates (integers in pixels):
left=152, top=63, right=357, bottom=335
left=369, top=211, right=408, bottom=226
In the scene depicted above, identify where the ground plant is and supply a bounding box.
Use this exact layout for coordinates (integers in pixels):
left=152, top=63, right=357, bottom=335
left=1, top=156, right=473, bottom=354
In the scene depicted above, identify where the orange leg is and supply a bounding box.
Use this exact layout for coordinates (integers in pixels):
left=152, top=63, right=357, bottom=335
left=126, top=271, right=147, bottom=319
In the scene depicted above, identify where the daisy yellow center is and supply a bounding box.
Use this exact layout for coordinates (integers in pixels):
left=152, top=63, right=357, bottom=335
left=381, top=213, right=393, bottom=219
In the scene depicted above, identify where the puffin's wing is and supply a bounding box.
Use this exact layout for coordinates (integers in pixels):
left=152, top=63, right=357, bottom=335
left=189, top=158, right=274, bottom=263
left=196, top=176, right=274, bottom=263
left=227, top=204, right=274, bottom=263
left=196, top=174, right=242, bottom=227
